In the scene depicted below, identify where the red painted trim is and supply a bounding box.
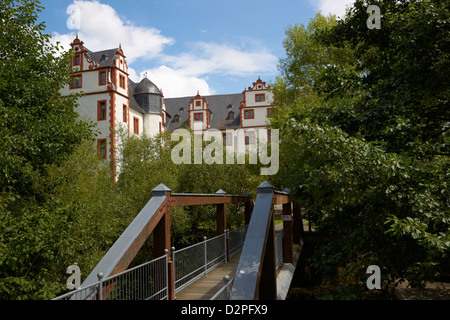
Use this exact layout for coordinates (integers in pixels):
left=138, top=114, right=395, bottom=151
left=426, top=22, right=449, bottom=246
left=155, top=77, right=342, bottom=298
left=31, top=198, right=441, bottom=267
left=244, top=109, right=255, bottom=119
left=69, top=74, right=82, bottom=89
left=123, top=104, right=128, bottom=123
left=193, top=112, right=203, bottom=122
left=97, top=100, right=107, bottom=121
left=133, top=117, right=139, bottom=135
left=119, top=74, right=126, bottom=89
left=109, top=90, right=116, bottom=181
left=97, top=139, right=107, bottom=159
left=99, top=70, right=107, bottom=86
left=255, top=93, right=265, bottom=102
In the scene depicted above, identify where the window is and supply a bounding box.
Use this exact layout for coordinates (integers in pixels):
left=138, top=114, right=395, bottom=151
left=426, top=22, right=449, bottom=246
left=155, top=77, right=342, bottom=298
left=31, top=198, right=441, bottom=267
left=244, top=109, right=254, bottom=119
left=228, top=111, right=234, bottom=120
left=223, top=133, right=232, bottom=146
left=267, top=108, right=275, bottom=118
left=173, top=115, right=180, bottom=123
left=119, top=75, right=126, bottom=89
left=73, top=54, right=81, bottom=66
left=195, top=101, right=201, bottom=107
left=255, top=94, right=265, bottom=102
left=99, top=71, right=106, bottom=85
left=194, top=112, right=203, bottom=122
left=245, top=131, right=255, bottom=145
left=70, top=75, right=82, bottom=89
left=133, top=117, right=139, bottom=135
left=97, top=139, right=107, bottom=159
left=97, top=101, right=107, bottom=121
left=123, top=104, right=127, bottom=123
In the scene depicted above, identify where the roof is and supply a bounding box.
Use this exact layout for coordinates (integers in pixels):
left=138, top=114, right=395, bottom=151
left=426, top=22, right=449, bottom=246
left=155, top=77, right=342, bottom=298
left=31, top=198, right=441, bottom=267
left=165, top=93, right=243, bottom=132
left=128, top=79, right=145, bottom=113
left=86, top=48, right=118, bottom=68
left=134, top=77, right=161, bottom=95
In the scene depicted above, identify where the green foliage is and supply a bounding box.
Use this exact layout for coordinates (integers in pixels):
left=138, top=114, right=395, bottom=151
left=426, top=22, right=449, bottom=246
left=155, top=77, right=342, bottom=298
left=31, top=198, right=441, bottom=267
left=0, top=0, right=99, bottom=299
left=0, top=0, right=93, bottom=197
left=271, top=1, right=449, bottom=297
left=116, top=129, right=264, bottom=247
left=0, top=141, right=121, bottom=299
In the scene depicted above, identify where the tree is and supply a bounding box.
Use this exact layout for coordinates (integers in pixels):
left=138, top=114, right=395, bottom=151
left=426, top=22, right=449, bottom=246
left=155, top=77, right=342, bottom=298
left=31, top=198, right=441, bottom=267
left=0, top=0, right=95, bottom=299
left=116, top=129, right=264, bottom=248
left=271, top=1, right=449, bottom=297
left=0, top=0, right=93, bottom=197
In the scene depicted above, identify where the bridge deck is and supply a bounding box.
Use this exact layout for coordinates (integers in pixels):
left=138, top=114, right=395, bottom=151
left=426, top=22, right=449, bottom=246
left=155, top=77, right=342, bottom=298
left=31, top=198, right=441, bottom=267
left=175, top=253, right=241, bottom=300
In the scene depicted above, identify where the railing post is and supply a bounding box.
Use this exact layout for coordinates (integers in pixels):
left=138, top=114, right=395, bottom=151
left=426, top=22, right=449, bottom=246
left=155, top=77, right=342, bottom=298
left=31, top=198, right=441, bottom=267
left=224, top=229, right=229, bottom=263
left=204, top=236, right=208, bottom=276
left=282, top=202, right=294, bottom=264
left=168, top=246, right=175, bottom=300
left=164, top=249, right=169, bottom=300
left=97, top=273, right=104, bottom=300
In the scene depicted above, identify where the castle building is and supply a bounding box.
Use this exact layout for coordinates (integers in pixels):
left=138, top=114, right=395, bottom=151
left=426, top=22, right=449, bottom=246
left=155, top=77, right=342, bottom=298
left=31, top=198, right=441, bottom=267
left=60, top=37, right=275, bottom=176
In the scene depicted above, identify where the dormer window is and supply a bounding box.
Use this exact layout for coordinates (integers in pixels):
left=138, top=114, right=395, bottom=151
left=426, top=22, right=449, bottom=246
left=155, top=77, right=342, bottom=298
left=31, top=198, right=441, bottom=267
left=74, top=54, right=81, bottom=66
left=227, top=104, right=233, bottom=109
left=228, top=111, right=235, bottom=120
left=173, top=115, right=180, bottom=123
left=194, top=112, right=203, bottom=122
left=179, top=107, right=184, bottom=112
left=255, top=94, right=265, bottom=102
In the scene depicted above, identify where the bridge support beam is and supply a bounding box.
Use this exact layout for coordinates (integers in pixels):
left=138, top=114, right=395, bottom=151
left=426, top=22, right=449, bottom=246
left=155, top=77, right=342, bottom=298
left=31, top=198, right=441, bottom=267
left=153, top=208, right=171, bottom=258
left=244, top=192, right=253, bottom=226
left=259, top=218, right=277, bottom=300
left=292, top=202, right=303, bottom=244
left=282, top=203, right=294, bottom=264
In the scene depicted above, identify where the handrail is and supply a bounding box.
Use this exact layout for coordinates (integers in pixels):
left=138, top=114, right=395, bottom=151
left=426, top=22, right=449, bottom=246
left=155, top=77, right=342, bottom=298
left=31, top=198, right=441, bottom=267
left=70, top=183, right=252, bottom=300
left=230, top=181, right=292, bottom=300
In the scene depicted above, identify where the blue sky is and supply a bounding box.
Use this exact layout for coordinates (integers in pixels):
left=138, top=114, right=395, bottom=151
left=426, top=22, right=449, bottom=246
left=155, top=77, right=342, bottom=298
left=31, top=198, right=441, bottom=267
left=39, top=0, right=353, bottom=97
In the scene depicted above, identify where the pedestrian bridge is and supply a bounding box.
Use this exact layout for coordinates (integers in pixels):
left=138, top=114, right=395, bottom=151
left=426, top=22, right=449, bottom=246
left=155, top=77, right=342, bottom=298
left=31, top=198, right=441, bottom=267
left=53, top=181, right=304, bottom=300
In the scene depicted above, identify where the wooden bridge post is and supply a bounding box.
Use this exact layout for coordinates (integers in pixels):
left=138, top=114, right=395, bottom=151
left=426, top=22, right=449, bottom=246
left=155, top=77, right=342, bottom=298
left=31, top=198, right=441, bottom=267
left=259, top=208, right=277, bottom=300
left=282, top=202, right=294, bottom=264
left=153, top=208, right=171, bottom=258
left=292, top=201, right=303, bottom=243
left=215, top=189, right=227, bottom=236
left=244, top=192, right=253, bottom=226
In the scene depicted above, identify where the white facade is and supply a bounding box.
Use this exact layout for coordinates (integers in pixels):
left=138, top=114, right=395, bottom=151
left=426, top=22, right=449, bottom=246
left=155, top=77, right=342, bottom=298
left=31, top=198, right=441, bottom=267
left=62, top=37, right=275, bottom=178
left=60, top=36, right=165, bottom=179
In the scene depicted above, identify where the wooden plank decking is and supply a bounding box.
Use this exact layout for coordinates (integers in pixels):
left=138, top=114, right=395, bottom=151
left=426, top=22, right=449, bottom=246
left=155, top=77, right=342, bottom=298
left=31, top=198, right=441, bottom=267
left=175, top=254, right=241, bottom=300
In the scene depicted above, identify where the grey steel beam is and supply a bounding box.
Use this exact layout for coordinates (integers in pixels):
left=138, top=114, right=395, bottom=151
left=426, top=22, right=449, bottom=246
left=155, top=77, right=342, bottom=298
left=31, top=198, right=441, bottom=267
left=77, top=184, right=171, bottom=299
left=230, top=181, right=275, bottom=300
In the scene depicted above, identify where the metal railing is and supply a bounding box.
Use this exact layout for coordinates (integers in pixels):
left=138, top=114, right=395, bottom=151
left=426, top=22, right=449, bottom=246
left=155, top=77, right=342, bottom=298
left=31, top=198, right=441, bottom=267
left=172, top=233, right=225, bottom=293
left=54, top=225, right=248, bottom=300
left=53, top=253, right=168, bottom=300
left=210, top=276, right=234, bottom=300
left=228, top=225, right=248, bottom=258
left=173, top=226, right=247, bottom=294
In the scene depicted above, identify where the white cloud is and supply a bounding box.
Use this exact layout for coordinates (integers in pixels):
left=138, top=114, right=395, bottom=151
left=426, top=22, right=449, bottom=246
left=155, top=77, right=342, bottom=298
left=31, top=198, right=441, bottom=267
left=313, top=0, right=355, bottom=18
left=163, top=42, right=277, bottom=77
left=51, top=0, right=277, bottom=98
left=52, top=0, right=174, bottom=63
left=139, top=66, right=214, bottom=98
